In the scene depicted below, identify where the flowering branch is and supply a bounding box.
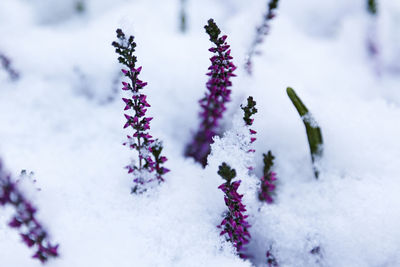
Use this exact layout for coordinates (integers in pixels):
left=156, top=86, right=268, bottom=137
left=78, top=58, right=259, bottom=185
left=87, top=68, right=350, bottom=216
left=217, top=162, right=251, bottom=258
left=112, top=29, right=169, bottom=193
left=259, top=151, right=277, bottom=203
left=0, top=53, right=19, bottom=81
left=0, top=162, right=58, bottom=263
left=185, top=19, right=236, bottom=167
left=244, top=0, right=280, bottom=75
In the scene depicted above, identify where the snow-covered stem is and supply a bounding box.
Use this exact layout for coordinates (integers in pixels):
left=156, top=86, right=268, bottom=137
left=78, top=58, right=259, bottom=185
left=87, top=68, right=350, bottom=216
left=259, top=151, right=277, bottom=203
left=0, top=53, right=19, bottom=81
left=244, top=0, right=280, bottom=75
left=217, top=162, right=251, bottom=258
left=112, top=29, right=169, bottom=193
left=241, top=96, right=257, bottom=143
left=185, top=19, right=236, bottom=167
left=241, top=96, right=257, bottom=171
left=287, top=87, right=323, bottom=179
left=0, top=161, right=59, bottom=263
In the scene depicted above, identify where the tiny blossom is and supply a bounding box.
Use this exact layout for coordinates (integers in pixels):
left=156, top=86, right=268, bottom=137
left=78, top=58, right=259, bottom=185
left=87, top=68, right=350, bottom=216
left=217, top=163, right=251, bottom=258
left=0, top=161, right=58, bottom=263
left=185, top=19, right=236, bottom=167
left=244, top=0, right=280, bottom=75
left=266, top=248, right=279, bottom=267
left=0, top=52, right=19, bottom=81
left=259, top=151, right=277, bottom=203
left=112, top=29, right=169, bottom=193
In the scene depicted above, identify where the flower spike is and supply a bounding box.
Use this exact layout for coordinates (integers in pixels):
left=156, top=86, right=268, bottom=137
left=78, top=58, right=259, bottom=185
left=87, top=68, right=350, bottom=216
left=217, top=162, right=251, bottom=258
left=185, top=19, right=236, bottom=167
left=0, top=161, right=59, bottom=263
left=112, top=29, right=168, bottom=193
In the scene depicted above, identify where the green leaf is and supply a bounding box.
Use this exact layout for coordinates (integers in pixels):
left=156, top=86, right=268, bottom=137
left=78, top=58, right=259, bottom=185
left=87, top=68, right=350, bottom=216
left=287, top=87, right=323, bottom=179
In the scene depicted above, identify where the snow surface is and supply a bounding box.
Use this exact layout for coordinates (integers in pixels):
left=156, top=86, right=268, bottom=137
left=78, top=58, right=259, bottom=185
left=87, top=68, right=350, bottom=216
left=1, top=0, right=400, bottom=266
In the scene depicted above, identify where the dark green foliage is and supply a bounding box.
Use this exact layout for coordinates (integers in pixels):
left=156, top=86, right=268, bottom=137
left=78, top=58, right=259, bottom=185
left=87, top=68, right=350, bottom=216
left=180, top=0, right=187, bottom=33
left=263, top=151, right=275, bottom=177
left=241, top=96, right=258, bottom=126
left=205, top=19, right=222, bottom=45
left=268, top=0, right=279, bottom=12
left=75, top=1, right=85, bottom=13
left=367, top=0, right=377, bottom=15
left=218, top=163, right=236, bottom=183
left=112, top=29, right=137, bottom=69
left=286, top=87, right=323, bottom=179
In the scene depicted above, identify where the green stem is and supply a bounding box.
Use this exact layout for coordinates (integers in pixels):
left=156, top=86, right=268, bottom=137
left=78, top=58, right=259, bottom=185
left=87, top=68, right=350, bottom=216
left=287, top=87, right=323, bottom=179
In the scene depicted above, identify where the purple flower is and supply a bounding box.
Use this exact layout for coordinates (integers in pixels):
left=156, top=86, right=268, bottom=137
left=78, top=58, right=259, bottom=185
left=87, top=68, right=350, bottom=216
left=0, top=161, right=59, bottom=263
left=217, top=163, right=251, bottom=258
left=266, top=248, right=279, bottom=266
left=259, top=151, right=277, bottom=203
left=245, top=0, right=280, bottom=75
left=112, top=29, right=168, bottom=193
left=185, top=19, right=236, bottom=167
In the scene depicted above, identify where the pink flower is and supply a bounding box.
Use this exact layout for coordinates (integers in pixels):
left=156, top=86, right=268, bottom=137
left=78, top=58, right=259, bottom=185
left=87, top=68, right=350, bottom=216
left=113, top=29, right=168, bottom=193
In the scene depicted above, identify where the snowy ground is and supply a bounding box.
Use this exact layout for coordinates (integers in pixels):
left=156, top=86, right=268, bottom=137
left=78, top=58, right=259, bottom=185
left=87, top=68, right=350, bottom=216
left=1, top=0, right=400, bottom=266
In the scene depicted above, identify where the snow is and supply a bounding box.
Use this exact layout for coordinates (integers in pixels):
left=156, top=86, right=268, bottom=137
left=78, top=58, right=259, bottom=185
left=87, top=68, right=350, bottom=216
left=1, top=0, right=400, bottom=266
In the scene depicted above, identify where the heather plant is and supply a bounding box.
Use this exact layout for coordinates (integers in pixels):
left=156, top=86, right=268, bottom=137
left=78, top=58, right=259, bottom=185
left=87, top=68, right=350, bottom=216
left=244, top=0, right=280, bottom=75
left=112, top=29, right=169, bottom=194
left=259, top=151, right=277, bottom=203
left=0, top=161, right=59, bottom=263
left=185, top=19, right=236, bottom=166
left=217, top=162, right=251, bottom=258
left=287, top=87, right=323, bottom=179
left=0, top=53, right=19, bottom=81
